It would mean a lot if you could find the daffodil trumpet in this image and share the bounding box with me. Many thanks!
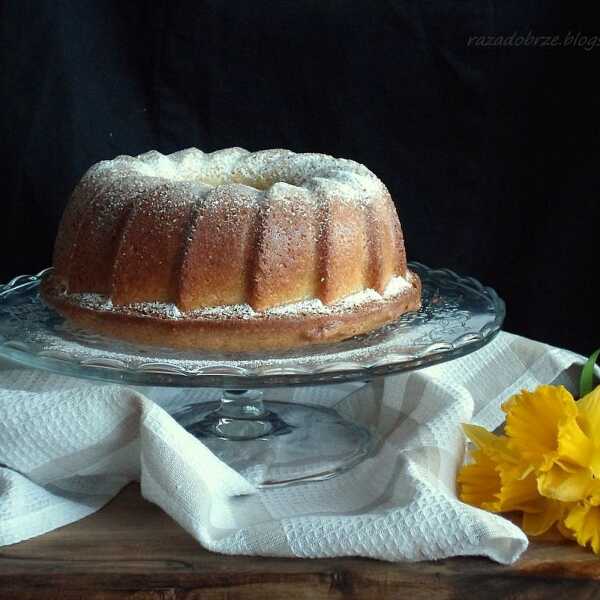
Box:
[458,377,600,554]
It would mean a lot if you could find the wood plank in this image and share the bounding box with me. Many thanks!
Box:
[0,484,599,599]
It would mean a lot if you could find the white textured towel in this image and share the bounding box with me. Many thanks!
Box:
[0,332,583,563]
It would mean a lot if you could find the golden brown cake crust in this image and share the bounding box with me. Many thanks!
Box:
[41,271,422,352]
[48,148,421,351]
[51,149,410,312]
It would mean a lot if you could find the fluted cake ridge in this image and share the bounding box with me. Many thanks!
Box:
[42,147,421,350]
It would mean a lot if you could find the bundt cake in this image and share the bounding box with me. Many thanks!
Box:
[41,148,421,351]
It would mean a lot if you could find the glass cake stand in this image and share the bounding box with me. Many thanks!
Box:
[0,263,505,487]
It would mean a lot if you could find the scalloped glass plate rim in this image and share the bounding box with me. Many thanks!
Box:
[0,262,505,388]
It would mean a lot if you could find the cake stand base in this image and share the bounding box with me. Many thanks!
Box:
[172,389,373,488]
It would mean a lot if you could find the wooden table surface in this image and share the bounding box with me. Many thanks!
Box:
[0,484,599,600]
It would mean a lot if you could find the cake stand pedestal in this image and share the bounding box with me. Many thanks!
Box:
[169,387,376,486]
[0,263,505,487]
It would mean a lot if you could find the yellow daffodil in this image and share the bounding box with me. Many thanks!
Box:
[458,448,503,512]
[502,385,578,472]
[537,465,592,503]
[503,385,600,476]
[458,424,565,533]
[557,518,577,541]
[458,424,518,512]
[522,499,566,536]
[563,501,600,554]
[496,466,541,514]
[459,383,600,553]
[459,425,540,513]
[563,478,600,553]
[573,386,600,476]
[462,424,519,465]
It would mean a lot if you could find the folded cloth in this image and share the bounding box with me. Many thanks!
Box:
[0,332,583,563]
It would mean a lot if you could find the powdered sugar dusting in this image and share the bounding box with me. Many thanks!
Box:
[0,264,504,382]
[67,274,414,321]
[59,148,407,329]
[86,147,386,205]
[384,270,412,296]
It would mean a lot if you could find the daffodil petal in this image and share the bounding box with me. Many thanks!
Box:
[564,503,600,554]
[496,466,540,512]
[458,449,502,512]
[557,518,577,540]
[522,499,564,536]
[503,385,577,471]
[586,480,600,505]
[556,415,595,470]
[578,386,600,439]
[589,455,600,479]
[537,466,592,502]
[462,424,518,463]
[577,386,600,476]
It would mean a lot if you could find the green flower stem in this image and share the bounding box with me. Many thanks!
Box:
[580,348,600,398]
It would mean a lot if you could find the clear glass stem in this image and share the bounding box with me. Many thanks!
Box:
[219,389,266,418]
[211,389,273,440]
[170,382,376,487]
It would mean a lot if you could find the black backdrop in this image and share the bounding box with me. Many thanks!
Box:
[2,1,599,353]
